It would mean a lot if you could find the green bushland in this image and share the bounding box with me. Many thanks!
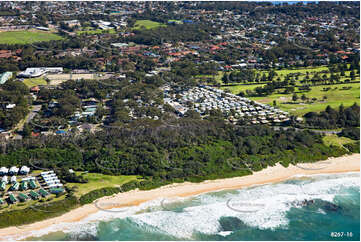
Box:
[344,141,360,153]
[0,123,351,179]
[323,135,355,148]
[338,127,360,140]
[303,103,359,129]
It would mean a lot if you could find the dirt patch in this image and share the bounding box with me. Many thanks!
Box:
[256,98,272,103]
[278,96,290,101]
[47,73,96,81]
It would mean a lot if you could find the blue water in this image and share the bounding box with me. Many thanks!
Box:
[26,173,360,241]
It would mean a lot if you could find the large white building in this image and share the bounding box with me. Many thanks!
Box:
[18,67,63,78]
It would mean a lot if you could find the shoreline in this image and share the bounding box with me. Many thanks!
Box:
[0,154,359,240]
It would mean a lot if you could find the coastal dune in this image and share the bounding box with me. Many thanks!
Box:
[0,154,359,240]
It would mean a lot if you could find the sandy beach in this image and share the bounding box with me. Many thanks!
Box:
[0,154,359,240]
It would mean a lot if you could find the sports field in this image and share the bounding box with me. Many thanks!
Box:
[22,78,47,88]
[133,20,166,30]
[0,30,63,44]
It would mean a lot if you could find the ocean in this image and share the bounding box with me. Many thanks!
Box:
[24,172,360,241]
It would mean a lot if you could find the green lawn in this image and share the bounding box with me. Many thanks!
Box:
[68,172,139,197]
[323,134,356,148]
[23,78,47,88]
[0,30,62,45]
[195,71,224,83]
[257,66,330,77]
[222,84,265,94]
[133,20,166,30]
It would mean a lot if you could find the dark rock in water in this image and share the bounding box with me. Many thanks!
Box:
[219,216,250,231]
[66,233,98,241]
[323,201,342,212]
[293,199,342,212]
[291,199,315,207]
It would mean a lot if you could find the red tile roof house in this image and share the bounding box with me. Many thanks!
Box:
[0,50,12,58]
[210,45,221,51]
[30,86,40,92]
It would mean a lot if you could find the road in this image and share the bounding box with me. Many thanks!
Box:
[17,105,42,132]
[272,126,341,135]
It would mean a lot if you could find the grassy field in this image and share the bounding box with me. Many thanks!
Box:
[133,20,166,30]
[222,84,265,94]
[0,30,62,45]
[195,72,224,83]
[68,172,139,197]
[22,78,47,88]
[323,134,356,148]
[256,66,330,77]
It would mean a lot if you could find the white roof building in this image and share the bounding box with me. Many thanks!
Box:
[18,67,63,78]
[10,176,16,183]
[20,166,30,174]
[9,166,19,174]
[0,167,8,174]
[6,104,16,109]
